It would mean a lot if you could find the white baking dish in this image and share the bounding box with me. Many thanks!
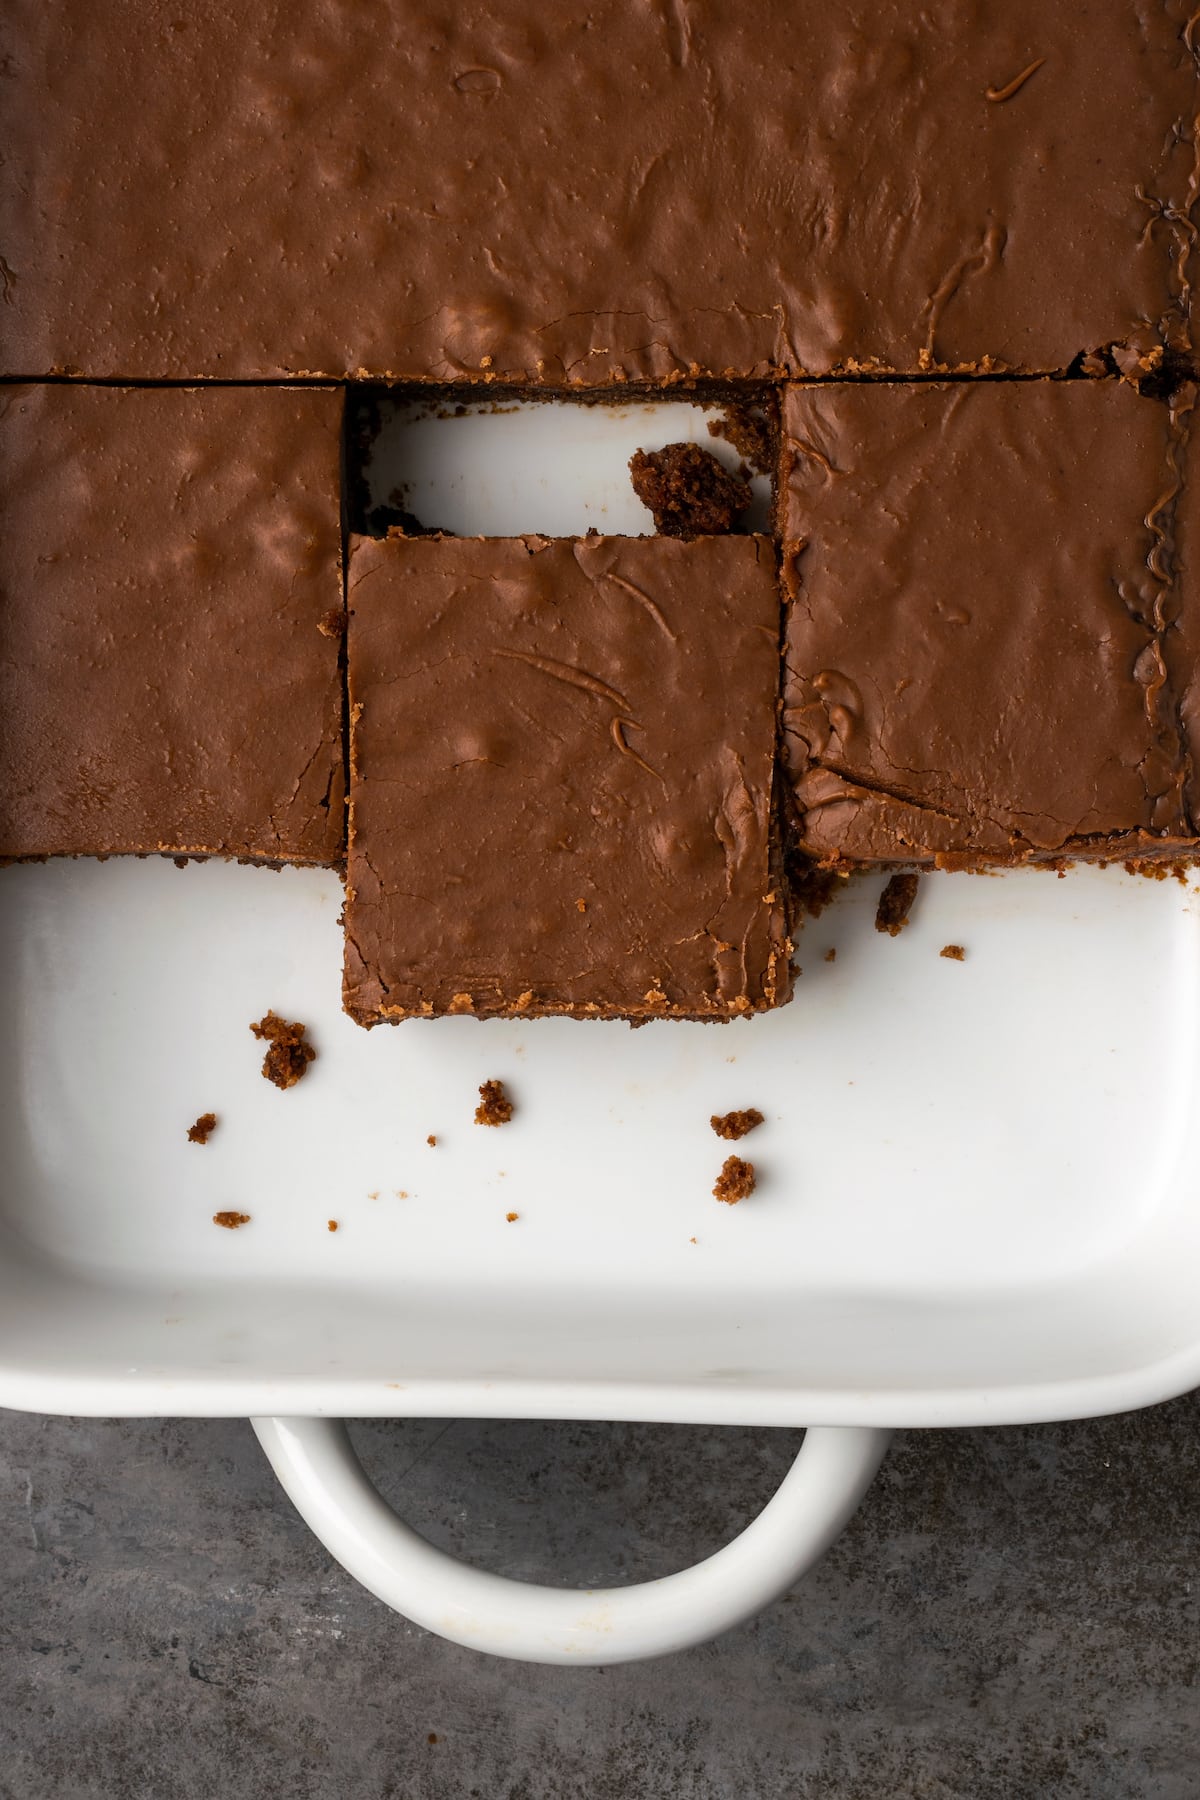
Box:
[2,856,1198,1659]
[4,400,1198,1663]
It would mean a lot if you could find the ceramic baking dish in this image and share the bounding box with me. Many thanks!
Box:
[3,402,1199,1664]
[3,854,1198,1661]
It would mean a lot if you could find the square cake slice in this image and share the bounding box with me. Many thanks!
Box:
[0,384,345,864]
[344,534,790,1022]
[781,379,1198,868]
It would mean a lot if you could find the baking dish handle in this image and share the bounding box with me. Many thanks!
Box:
[251,1416,890,1665]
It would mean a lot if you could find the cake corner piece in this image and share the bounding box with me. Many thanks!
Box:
[0,382,346,868]
[781,377,1200,873]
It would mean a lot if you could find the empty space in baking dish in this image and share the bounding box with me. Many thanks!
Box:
[1,857,1199,1425]
[349,387,775,536]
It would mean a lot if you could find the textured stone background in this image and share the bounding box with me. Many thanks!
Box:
[2,1399,1198,1799]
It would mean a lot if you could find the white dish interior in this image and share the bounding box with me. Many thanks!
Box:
[358,390,775,537]
[2,856,1198,1426]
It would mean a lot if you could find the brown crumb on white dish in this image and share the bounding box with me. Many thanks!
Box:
[475,1079,514,1126]
[875,873,920,936]
[187,1112,217,1145]
[250,1011,316,1089]
[505,1211,519,1223]
[706,402,775,475]
[713,1156,755,1204]
[426,1133,438,1146]
[940,944,966,961]
[1122,859,1190,886]
[327,1219,339,1232]
[711,1108,764,1141]
[628,442,751,537]
[213,1211,250,1230]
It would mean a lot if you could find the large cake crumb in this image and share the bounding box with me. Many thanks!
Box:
[629,443,751,538]
[713,1156,755,1204]
[251,1011,316,1089]
[475,1079,514,1126]
[711,1108,764,1141]
[706,403,774,475]
[875,873,920,936]
[940,943,966,961]
[213,1210,250,1230]
[187,1112,217,1145]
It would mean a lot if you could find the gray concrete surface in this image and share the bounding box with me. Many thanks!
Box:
[1,1399,1198,1799]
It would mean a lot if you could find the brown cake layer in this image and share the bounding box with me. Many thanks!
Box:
[782,379,1198,868]
[0,384,345,863]
[2,3,1194,382]
[344,533,790,1023]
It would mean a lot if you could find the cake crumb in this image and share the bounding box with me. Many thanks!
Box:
[317,607,347,639]
[1123,858,1191,886]
[250,1011,316,1089]
[187,1112,217,1145]
[576,898,587,912]
[327,1219,339,1232]
[706,402,774,475]
[875,873,920,936]
[713,1156,755,1205]
[505,1211,519,1223]
[689,1235,698,1244]
[940,944,966,961]
[629,442,751,538]
[475,1079,514,1126]
[427,1134,438,1147]
[711,1108,764,1141]
[396,1189,409,1198]
[213,1211,250,1230]
[823,947,837,963]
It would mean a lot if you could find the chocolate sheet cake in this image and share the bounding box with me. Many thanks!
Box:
[3,3,1193,382]
[2,4,1199,1035]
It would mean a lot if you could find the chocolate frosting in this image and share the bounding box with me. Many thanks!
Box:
[344,533,790,1020]
[2,2,1194,381]
[782,379,1198,866]
[0,384,345,862]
